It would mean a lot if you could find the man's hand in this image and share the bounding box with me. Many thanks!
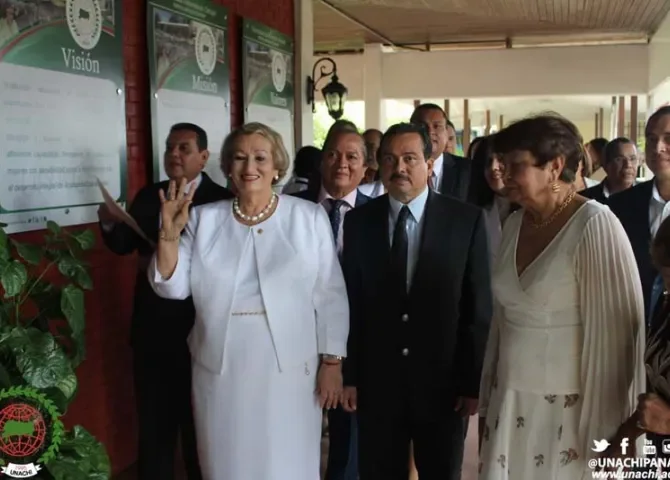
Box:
[455,396,478,416]
[342,386,357,412]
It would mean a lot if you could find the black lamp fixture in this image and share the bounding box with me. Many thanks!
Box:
[306,57,348,120]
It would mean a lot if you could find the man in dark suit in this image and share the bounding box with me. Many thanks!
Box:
[99,123,233,480]
[582,137,639,204]
[606,107,670,323]
[294,126,370,480]
[340,123,492,480]
[410,104,471,201]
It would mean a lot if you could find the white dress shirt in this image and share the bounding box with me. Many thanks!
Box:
[388,186,429,291]
[318,186,358,255]
[584,177,600,189]
[429,154,444,193]
[650,182,670,238]
[358,180,384,198]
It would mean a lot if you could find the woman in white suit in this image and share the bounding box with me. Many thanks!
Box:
[148,122,349,479]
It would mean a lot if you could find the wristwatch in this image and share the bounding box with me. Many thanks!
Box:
[321,355,344,362]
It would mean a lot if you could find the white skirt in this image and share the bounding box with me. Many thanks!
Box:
[191,313,322,480]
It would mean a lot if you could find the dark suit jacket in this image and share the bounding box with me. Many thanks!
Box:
[291,187,371,208]
[100,172,233,352]
[606,180,655,318]
[581,182,608,204]
[439,153,471,202]
[341,191,492,412]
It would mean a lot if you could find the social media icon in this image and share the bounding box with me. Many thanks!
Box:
[643,439,657,456]
[620,437,629,455]
[592,439,610,452]
[662,439,670,454]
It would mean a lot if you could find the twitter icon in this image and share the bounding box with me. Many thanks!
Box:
[592,440,610,452]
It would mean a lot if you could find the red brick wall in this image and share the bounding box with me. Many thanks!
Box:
[10,0,294,474]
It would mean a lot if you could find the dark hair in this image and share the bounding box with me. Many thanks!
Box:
[322,128,367,160]
[646,106,670,137]
[363,128,382,138]
[467,136,497,207]
[446,119,456,130]
[492,113,583,183]
[293,146,321,178]
[170,123,207,151]
[603,137,635,166]
[588,137,608,152]
[652,215,670,268]
[327,119,358,137]
[468,136,485,159]
[381,122,432,161]
[410,103,447,124]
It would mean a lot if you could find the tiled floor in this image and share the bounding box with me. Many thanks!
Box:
[114,416,479,480]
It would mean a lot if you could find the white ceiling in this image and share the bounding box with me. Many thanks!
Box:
[412,95,648,124]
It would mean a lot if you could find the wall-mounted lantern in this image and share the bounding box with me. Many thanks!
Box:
[306,57,348,120]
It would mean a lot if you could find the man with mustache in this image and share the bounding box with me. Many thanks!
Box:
[98,123,233,480]
[410,104,471,201]
[340,123,492,479]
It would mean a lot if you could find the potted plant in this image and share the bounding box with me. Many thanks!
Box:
[0,221,111,478]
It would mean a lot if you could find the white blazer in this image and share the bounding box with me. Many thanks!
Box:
[148,195,350,374]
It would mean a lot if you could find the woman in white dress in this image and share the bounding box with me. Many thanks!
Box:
[148,122,349,479]
[478,114,646,479]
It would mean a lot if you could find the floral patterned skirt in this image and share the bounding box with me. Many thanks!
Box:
[479,387,588,479]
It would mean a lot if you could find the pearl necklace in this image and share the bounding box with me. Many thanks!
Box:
[233,193,277,223]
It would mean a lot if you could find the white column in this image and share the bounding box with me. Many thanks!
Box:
[363,43,384,130]
[293,0,314,147]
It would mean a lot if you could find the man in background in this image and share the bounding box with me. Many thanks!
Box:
[294,125,370,480]
[99,123,233,480]
[410,104,471,201]
[359,129,384,198]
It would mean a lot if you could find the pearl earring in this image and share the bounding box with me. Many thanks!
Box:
[274,175,279,181]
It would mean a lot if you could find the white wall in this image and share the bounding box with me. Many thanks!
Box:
[649,14,670,93]
[316,44,649,101]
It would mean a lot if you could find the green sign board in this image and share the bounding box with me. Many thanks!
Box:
[0,0,127,233]
[242,19,295,164]
[147,0,231,186]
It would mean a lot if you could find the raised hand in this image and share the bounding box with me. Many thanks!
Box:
[158,178,195,237]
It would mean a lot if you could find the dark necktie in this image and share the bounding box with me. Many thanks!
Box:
[390,206,410,294]
[327,199,345,243]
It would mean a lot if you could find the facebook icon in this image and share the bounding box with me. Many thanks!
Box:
[620,437,629,455]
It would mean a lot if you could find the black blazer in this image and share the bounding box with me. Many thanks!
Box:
[291,188,371,208]
[606,180,655,318]
[581,182,608,204]
[341,191,492,409]
[439,153,471,202]
[100,172,233,352]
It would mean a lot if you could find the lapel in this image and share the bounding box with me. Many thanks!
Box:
[192,172,216,206]
[364,196,391,282]
[631,180,654,248]
[596,182,605,201]
[439,154,456,194]
[355,192,370,207]
[408,190,445,298]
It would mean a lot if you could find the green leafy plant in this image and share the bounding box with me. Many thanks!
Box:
[0,221,111,479]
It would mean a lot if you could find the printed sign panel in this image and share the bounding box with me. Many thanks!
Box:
[0,0,126,233]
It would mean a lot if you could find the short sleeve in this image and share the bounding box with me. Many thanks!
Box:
[575,208,646,459]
